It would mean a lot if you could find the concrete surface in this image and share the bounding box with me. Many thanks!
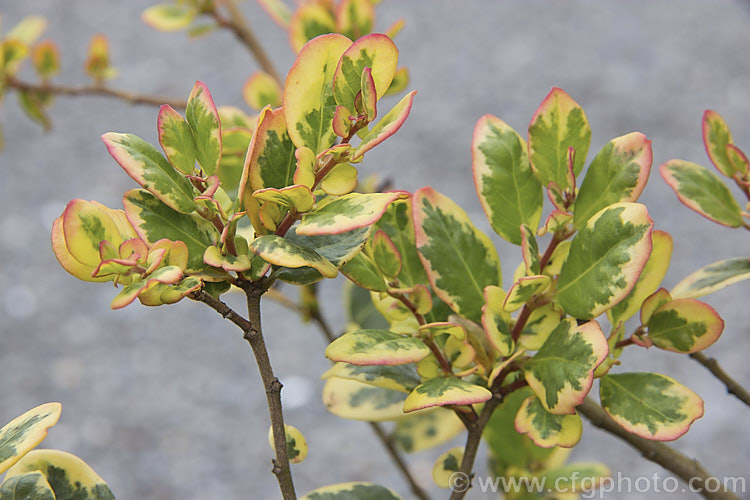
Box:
[1,1,749,498]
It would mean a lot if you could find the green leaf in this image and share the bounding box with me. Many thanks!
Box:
[102,133,196,214]
[672,257,750,299]
[340,252,387,291]
[123,188,217,272]
[31,41,60,79]
[524,319,608,414]
[556,202,653,319]
[646,298,724,353]
[514,395,582,448]
[518,302,564,351]
[600,372,704,441]
[0,403,61,474]
[640,288,672,325]
[186,81,222,176]
[325,329,430,366]
[703,110,736,177]
[608,230,672,325]
[393,409,464,453]
[371,230,401,278]
[660,160,744,227]
[300,482,402,500]
[574,132,652,227]
[322,378,410,421]
[322,362,419,393]
[283,34,351,152]
[286,224,370,267]
[472,114,543,245]
[249,234,337,278]
[343,280,389,330]
[333,34,398,114]
[503,275,551,312]
[528,87,591,194]
[374,199,427,287]
[254,185,315,212]
[5,449,114,500]
[158,105,197,175]
[141,4,196,31]
[520,225,541,275]
[432,447,463,489]
[0,471,55,500]
[481,285,513,357]
[353,90,416,160]
[413,187,502,322]
[297,192,405,236]
[403,377,492,413]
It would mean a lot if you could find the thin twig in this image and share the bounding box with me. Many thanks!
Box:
[6,77,186,109]
[211,0,282,84]
[369,422,431,500]
[191,287,297,499]
[690,351,750,408]
[578,397,739,500]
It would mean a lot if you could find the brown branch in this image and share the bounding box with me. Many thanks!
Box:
[211,0,282,84]
[690,351,750,408]
[578,397,739,500]
[191,287,297,499]
[6,77,186,109]
[368,422,431,500]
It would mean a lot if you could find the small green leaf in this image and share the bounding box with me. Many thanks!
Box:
[31,40,60,79]
[524,319,608,414]
[249,234,337,278]
[528,87,591,194]
[103,132,196,213]
[325,329,430,366]
[640,288,672,325]
[186,81,222,175]
[158,105,197,175]
[5,449,114,500]
[660,160,744,227]
[672,257,750,299]
[123,189,217,272]
[340,252,388,291]
[514,395,582,448]
[371,230,401,278]
[322,362,419,393]
[472,114,543,245]
[254,185,315,212]
[403,377,492,413]
[300,482,402,500]
[0,471,55,500]
[353,90,416,160]
[414,187,502,322]
[0,403,61,474]
[297,192,405,236]
[646,299,724,353]
[374,199,427,287]
[600,372,704,441]
[556,202,653,319]
[703,110,736,177]
[503,275,550,312]
[574,132,652,227]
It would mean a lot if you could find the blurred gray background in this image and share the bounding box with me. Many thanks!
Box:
[1,1,749,498]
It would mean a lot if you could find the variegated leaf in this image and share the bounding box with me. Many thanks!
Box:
[472,115,543,245]
[503,275,550,312]
[250,234,337,278]
[660,160,744,227]
[403,377,492,413]
[288,4,337,53]
[646,299,724,353]
[524,319,608,414]
[258,0,292,28]
[141,4,195,31]
[243,72,282,111]
[341,252,388,291]
[0,471,55,500]
[253,185,315,212]
[528,88,591,194]
[385,67,409,96]
[599,372,704,441]
[432,447,463,489]
[353,90,416,160]
[673,257,750,299]
[608,230,672,325]
[394,409,464,453]
[123,189,216,272]
[300,482,402,500]
[515,395,582,448]
[574,132,652,227]
[418,322,466,341]
[0,403,61,474]
[283,34,351,152]
[371,229,401,278]
[535,463,611,493]
[414,187,502,322]
[322,362,419,393]
[325,329,429,366]
[102,133,196,213]
[268,425,307,464]
[374,198,427,287]
[640,288,672,325]
[185,81,221,175]
[481,286,513,356]
[343,280,389,331]
[5,449,114,500]
[335,0,375,40]
[320,163,358,195]
[158,105,196,175]
[296,192,405,236]
[520,225,541,275]
[556,202,653,319]
[322,378,409,421]
[333,34,398,114]
[285,224,370,269]
[703,110,736,177]
[6,16,47,45]
[31,41,60,79]
[518,302,564,351]
[110,265,183,309]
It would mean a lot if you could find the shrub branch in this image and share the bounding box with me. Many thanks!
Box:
[690,351,750,408]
